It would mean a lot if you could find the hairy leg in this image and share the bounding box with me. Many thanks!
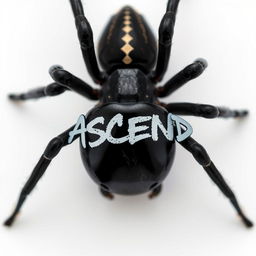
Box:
[4,125,79,227]
[179,135,253,228]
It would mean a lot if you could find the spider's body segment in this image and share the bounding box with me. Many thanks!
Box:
[98,6,157,74]
[5,0,253,228]
[82,102,176,195]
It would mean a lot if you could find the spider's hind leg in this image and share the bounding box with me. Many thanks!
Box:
[179,135,253,228]
[4,125,79,227]
[100,187,114,200]
[148,184,162,199]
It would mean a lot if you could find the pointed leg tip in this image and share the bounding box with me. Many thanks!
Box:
[235,110,249,118]
[8,94,18,101]
[100,188,115,200]
[3,218,14,227]
[8,94,24,102]
[148,193,161,199]
[49,65,63,76]
[148,185,162,199]
[195,58,208,69]
[104,192,114,200]
[8,94,14,99]
[244,219,254,228]
[148,194,155,199]
[241,110,249,117]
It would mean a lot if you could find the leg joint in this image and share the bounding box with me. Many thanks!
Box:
[43,137,64,160]
[190,143,211,167]
[44,83,66,96]
[196,104,220,118]
[49,66,72,86]
[183,59,207,79]
[159,12,175,45]
[75,16,93,48]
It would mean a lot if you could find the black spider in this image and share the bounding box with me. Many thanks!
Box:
[5,0,253,228]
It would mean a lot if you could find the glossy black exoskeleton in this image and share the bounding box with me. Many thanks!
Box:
[5,0,253,228]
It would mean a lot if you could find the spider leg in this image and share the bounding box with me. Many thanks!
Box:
[156,59,208,97]
[178,135,253,228]
[69,0,105,84]
[151,0,181,82]
[164,103,248,119]
[4,125,79,227]
[9,83,69,101]
[9,66,100,102]
[49,65,100,100]
[100,187,114,200]
[148,184,162,199]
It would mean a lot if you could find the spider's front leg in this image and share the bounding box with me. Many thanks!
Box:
[151,0,181,82]
[4,125,79,227]
[69,0,105,84]
[178,135,253,228]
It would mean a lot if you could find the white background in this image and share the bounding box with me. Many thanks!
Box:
[0,0,256,255]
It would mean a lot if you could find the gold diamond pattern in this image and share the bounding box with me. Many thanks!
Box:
[121,9,134,65]
[122,34,133,44]
[122,26,132,33]
[124,15,131,20]
[123,56,133,64]
[124,20,131,25]
[121,44,134,55]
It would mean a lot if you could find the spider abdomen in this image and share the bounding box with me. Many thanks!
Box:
[80,103,175,195]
